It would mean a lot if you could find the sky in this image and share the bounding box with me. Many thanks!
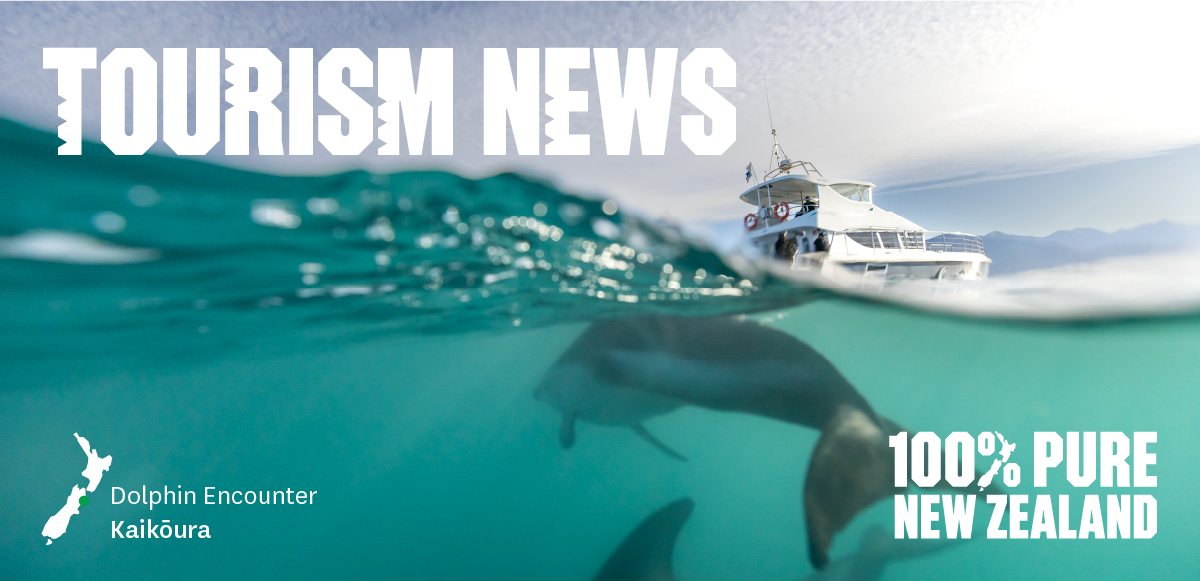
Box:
[880,144,1200,236]
[2,1,1199,236]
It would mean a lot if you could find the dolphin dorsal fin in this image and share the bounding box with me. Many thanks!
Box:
[592,498,694,581]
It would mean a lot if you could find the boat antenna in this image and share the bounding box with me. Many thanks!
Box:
[760,81,823,179]
[764,81,792,176]
[765,80,776,135]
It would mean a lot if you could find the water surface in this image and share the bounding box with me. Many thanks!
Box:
[1,119,1194,580]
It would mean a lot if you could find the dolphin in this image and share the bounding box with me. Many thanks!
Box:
[562,314,890,568]
[535,318,690,461]
[591,498,959,581]
[591,498,694,581]
[573,314,999,569]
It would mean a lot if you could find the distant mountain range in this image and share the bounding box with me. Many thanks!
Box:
[693,219,1200,276]
[983,221,1200,275]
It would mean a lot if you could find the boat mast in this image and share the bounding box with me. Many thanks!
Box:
[762,82,822,179]
[765,83,791,177]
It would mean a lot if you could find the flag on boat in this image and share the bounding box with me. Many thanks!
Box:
[745,163,754,183]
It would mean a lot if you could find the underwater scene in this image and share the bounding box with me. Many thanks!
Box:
[2,117,1197,580]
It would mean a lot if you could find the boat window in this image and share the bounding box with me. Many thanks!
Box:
[845,232,877,248]
[846,231,928,250]
[900,231,925,249]
[830,184,871,203]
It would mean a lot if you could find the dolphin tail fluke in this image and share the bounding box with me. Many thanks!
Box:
[804,405,895,570]
[560,412,577,449]
[592,498,695,581]
[632,425,688,461]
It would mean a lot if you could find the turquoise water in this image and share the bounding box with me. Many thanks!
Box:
[1,119,1196,580]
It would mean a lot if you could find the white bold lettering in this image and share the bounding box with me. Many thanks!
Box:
[100,48,158,155]
[289,48,314,155]
[163,48,220,155]
[895,495,918,539]
[910,432,941,488]
[544,47,590,155]
[1100,432,1130,487]
[889,432,908,487]
[1079,494,1105,539]
[483,48,539,155]
[944,432,975,488]
[986,495,1008,539]
[43,48,97,155]
[942,494,975,539]
[1067,432,1097,487]
[679,48,735,155]
[595,48,677,155]
[378,48,454,155]
[1058,495,1077,539]
[1134,495,1156,539]
[1030,494,1057,539]
[1133,432,1157,487]
[1008,494,1029,539]
[224,48,283,155]
[920,495,940,539]
[1033,432,1063,487]
[317,48,374,155]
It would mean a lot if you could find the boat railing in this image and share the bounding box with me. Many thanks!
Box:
[746,204,819,230]
[924,232,986,254]
[840,229,985,255]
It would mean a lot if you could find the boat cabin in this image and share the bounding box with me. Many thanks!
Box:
[739,174,921,234]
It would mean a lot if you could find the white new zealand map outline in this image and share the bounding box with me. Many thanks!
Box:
[977,432,1017,491]
[41,433,112,545]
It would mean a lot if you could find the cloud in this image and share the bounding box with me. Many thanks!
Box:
[2,1,1197,222]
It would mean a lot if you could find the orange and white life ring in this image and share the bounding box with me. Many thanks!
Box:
[744,214,758,230]
[773,202,790,221]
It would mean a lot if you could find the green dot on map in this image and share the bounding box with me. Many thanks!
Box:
[79,496,89,506]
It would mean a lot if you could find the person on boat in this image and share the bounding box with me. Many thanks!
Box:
[814,230,829,252]
[774,233,787,257]
[784,236,799,259]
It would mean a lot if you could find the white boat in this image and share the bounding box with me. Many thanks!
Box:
[740,132,991,281]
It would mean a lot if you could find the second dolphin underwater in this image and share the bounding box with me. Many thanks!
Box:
[535,314,999,570]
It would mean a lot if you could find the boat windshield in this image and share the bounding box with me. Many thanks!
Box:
[830,184,870,203]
